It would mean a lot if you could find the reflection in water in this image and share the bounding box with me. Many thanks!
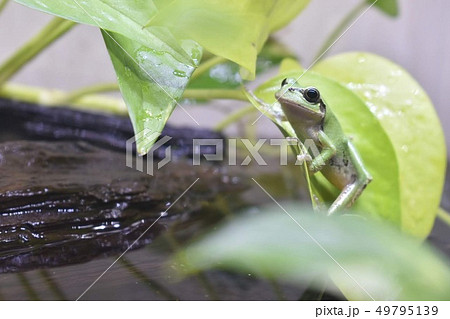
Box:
[0,99,309,300]
[0,140,246,274]
[0,137,306,300]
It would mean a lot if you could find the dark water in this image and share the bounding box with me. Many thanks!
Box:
[0,140,304,300]
[0,99,448,300]
[0,100,309,300]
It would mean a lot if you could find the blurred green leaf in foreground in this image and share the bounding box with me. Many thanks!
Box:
[176,203,450,301]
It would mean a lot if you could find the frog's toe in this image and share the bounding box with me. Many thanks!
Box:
[296,153,312,165]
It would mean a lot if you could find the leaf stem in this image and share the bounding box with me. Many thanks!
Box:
[312,1,368,62]
[0,0,9,15]
[437,208,450,228]
[299,279,328,301]
[0,82,251,115]
[183,89,247,101]
[39,270,68,301]
[40,83,248,105]
[214,105,256,131]
[56,82,120,104]
[163,228,220,300]
[17,273,40,301]
[244,111,258,142]
[119,258,178,301]
[0,82,127,114]
[0,17,76,87]
[190,56,227,81]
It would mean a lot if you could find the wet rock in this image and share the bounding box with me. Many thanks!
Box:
[0,140,245,273]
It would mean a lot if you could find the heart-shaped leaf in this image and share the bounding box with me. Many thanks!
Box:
[250,53,446,239]
[313,52,446,238]
[103,31,200,155]
[252,65,400,228]
[177,204,450,300]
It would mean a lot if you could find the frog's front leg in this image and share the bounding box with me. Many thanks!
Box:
[327,141,372,216]
[245,90,287,121]
[308,131,337,173]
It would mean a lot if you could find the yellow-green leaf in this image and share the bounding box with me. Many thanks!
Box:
[253,67,401,227]
[313,52,447,238]
[268,0,311,32]
[188,38,296,90]
[148,0,310,79]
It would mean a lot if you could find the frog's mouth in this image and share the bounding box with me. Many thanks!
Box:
[276,95,324,117]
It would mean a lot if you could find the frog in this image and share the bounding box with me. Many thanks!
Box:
[275,78,372,215]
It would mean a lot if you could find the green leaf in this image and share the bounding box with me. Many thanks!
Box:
[251,65,401,227]
[147,0,310,79]
[267,0,311,32]
[250,53,446,239]
[188,39,296,90]
[368,0,399,17]
[278,57,303,74]
[14,0,202,154]
[313,52,447,238]
[177,204,450,300]
[188,61,241,90]
[103,31,200,154]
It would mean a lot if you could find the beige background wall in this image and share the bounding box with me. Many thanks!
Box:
[0,0,449,151]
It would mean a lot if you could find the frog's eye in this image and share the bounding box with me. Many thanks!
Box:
[303,87,320,103]
[281,78,288,87]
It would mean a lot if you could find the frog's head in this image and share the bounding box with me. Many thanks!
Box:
[275,78,326,122]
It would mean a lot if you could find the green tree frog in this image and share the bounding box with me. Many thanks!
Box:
[276,78,372,215]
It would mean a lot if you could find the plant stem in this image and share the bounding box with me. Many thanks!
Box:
[190,56,226,81]
[0,82,250,115]
[312,1,368,63]
[0,17,76,87]
[214,105,256,131]
[244,111,258,141]
[183,89,247,101]
[119,258,178,301]
[0,0,9,15]
[163,228,220,300]
[57,82,120,104]
[39,270,68,301]
[17,273,40,301]
[0,82,127,114]
[299,277,329,301]
[55,84,248,105]
[437,208,450,228]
